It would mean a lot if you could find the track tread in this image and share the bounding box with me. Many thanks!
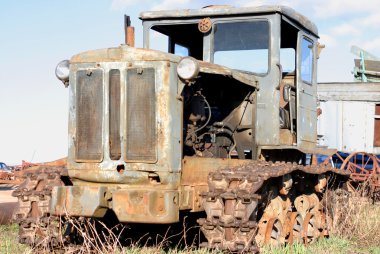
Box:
[12,166,66,247]
[199,161,349,252]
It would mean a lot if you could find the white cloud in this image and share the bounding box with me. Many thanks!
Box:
[235,0,305,9]
[111,0,195,10]
[356,13,380,28]
[331,23,360,37]
[360,36,380,54]
[236,0,269,7]
[151,0,192,11]
[313,0,380,18]
[235,0,380,21]
[111,0,142,9]
[319,33,337,48]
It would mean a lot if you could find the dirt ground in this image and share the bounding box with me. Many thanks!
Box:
[0,184,17,202]
[0,184,18,224]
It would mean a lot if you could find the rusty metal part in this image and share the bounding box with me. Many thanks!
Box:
[264,218,283,246]
[16,158,67,177]
[0,162,14,181]
[12,165,67,247]
[0,171,14,181]
[0,159,66,185]
[256,196,289,248]
[0,202,17,224]
[342,152,379,184]
[279,174,293,195]
[124,15,135,47]
[318,212,329,237]
[284,212,303,244]
[198,166,260,252]
[198,17,212,33]
[314,174,327,193]
[325,152,380,193]
[202,5,233,9]
[373,156,380,192]
[302,212,320,244]
[0,179,22,184]
[294,194,319,217]
[21,160,41,169]
[199,161,347,252]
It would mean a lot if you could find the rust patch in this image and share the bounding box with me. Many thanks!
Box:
[198,17,212,33]
[0,202,17,224]
[279,129,294,145]
[374,104,380,147]
[112,189,179,223]
[71,186,84,197]
[127,191,147,215]
[181,156,252,186]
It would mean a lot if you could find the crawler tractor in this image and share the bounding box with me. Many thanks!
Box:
[13,5,350,252]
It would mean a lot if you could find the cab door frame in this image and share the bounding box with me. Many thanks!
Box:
[296,32,318,149]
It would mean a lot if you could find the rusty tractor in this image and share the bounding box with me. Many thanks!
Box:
[13,5,351,252]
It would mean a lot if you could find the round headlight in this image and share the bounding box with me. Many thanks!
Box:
[177,57,199,80]
[55,59,70,84]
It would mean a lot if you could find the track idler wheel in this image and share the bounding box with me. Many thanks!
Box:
[284,212,303,244]
[302,212,320,244]
[264,218,284,246]
[256,216,285,247]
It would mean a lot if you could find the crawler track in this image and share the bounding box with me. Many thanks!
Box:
[12,161,350,252]
[198,161,350,252]
[12,166,67,247]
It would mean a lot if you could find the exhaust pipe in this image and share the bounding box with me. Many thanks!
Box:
[124,15,135,47]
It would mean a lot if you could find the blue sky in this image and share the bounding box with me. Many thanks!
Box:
[1,0,379,164]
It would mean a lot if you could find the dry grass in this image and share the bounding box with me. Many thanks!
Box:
[1,190,380,254]
[0,220,215,254]
[327,189,380,249]
[11,216,215,254]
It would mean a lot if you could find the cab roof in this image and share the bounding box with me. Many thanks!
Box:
[140,5,318,37]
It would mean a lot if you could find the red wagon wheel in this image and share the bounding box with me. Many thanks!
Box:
[340,152,378,182]
[322,152,345,168]
[370,155,380,192]
[375,155,380,173]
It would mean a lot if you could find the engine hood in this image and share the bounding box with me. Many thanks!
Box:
[70,45,258,88]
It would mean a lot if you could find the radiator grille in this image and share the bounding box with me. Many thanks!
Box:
[109,69,121,160]
[126,68,156,162]
[76,69,103,161]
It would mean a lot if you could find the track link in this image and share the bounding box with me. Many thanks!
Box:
[12,166,67,247]
[198,161,349,252]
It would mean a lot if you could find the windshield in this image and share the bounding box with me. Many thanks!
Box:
[149,23,203,60]
[213,20,269,74]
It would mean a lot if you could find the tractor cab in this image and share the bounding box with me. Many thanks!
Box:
[141,5,320,155]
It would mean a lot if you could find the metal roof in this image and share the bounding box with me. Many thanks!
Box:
[318,82,380,102]
[140,5,318,36]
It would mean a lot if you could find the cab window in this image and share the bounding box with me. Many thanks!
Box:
[301,38,313,84]
[149,29,169,52]
[213,21,269,74]
[149,23,203,60]
[174,44,189,56]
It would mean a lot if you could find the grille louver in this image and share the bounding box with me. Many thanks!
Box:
[76,69,103,161]
[126,68,156,162]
